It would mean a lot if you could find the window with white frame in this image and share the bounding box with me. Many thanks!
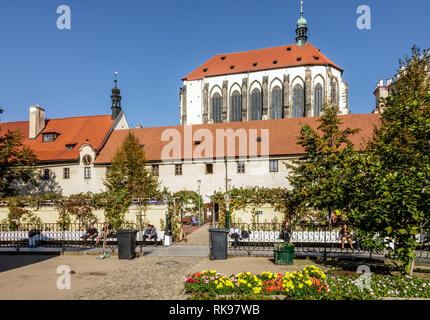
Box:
[84,167,91,179]
[237,161,245,174]
[269,160,278,172]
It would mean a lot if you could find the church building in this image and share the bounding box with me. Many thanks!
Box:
[179,1,350,125]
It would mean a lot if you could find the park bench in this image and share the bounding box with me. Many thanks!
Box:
[228,230,356,247]
[227,230,403,250]
[0,230,167,247]
[136,230,165,245]
[0,230,119,247]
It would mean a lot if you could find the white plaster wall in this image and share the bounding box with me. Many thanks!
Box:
[114,113,130,130]
[155,156,294,202]
[182,65,349,124]
[185,80,203,125]
[35,155,296,203]
[38,163,106,196]
[0,205,166,230]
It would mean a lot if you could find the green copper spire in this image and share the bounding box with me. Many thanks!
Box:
[296,0,308,46]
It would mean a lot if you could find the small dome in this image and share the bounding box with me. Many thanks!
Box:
[112,87,120,95]
[297,16,307,28]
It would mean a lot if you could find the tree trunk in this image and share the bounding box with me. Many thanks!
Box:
[409,258,415,276]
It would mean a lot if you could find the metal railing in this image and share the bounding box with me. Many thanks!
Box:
[0,222,140,251]
[220,222,430,260]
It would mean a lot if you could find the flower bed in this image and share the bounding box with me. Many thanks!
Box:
[184,266,430,300]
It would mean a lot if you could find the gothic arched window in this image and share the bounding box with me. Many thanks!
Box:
[211,93,222,123]
[314,83,323,116]
[250,88,262,120]
[292,84,304,118]
[271,86,283,119]
[330,79,338,106]
[230,91,242,122]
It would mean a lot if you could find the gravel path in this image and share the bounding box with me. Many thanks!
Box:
[74,256,205,300]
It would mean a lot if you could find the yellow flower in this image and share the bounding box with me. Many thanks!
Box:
[253,287,261,294]
[247,284,251,288]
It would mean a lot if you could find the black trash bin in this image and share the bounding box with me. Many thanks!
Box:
[208,228,228,260]
[117,230,137,260]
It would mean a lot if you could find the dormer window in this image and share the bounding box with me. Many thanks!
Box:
[66,144,76,150]
[42,133,58,142]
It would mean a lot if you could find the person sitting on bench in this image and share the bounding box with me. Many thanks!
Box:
[229,223,241,248]
[340,224,354,249]
[96,222,113,244]
[280,221,292,243]
[82,224,98,242]
[143,224,158,246]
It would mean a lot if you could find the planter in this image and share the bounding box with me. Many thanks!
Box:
[274,243,294,265]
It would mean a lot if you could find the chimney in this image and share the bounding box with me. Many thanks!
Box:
[29,105,46,139]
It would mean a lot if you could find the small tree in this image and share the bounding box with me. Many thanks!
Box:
[286,103,360,225]
[103,132,159,229]
[349,46,430,274]
[0,108,38,197]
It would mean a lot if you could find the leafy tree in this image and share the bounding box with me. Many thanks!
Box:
[102,132,159,229]
[286,103,360,225]
[0,107,38,196]
[349,46,430,274]
[104,132,158,198]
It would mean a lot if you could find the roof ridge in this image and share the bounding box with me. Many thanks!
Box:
[1,114,112,125]
[0,120,29,125]
[46,114,111,121]
[215,43,302,56]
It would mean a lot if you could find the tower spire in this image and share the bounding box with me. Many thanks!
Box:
[296,0,308,46]
[111,71,122,119]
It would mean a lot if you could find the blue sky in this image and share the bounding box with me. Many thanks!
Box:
[0,0,429,128]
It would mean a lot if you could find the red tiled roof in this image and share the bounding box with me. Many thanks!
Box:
[183,43,342,81]
[95,114,380,164]
[0,115,115,162]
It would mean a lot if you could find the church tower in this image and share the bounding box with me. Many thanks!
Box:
[296,1,308,46]
[111,72,122,120]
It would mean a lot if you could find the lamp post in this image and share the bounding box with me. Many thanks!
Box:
[163,195,170,233]
[224,193,231,230]
[197,179,202,226]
